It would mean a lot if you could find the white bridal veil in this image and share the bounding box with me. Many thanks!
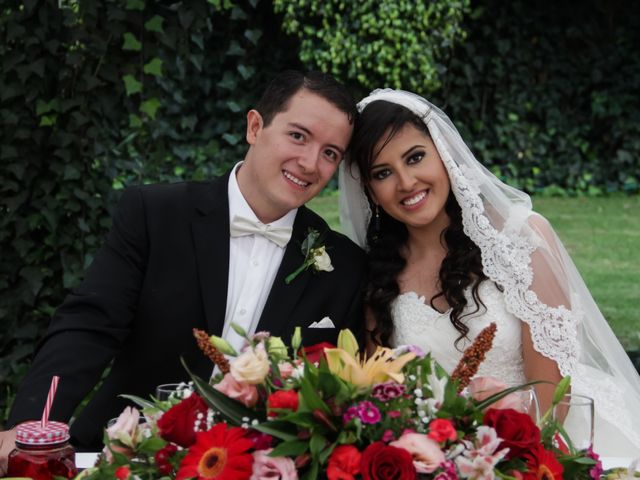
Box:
[339,89,640,455]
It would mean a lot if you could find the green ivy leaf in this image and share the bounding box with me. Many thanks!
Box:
[122,32,142,51]
[129,114,143,128]
[244,29,262,45]
[237,64,254,79]
[222,133,240,145]
[122,75,142,96]
[226,100,241,113]
[39,115,56,126]
[125,0,145,11]
[143,58,163,77]
[144,15,164,33]
[140,98,161,119]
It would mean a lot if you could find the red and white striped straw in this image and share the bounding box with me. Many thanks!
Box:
[41,375,60,428]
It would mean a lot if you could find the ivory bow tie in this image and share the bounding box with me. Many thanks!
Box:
[229,215,293,248]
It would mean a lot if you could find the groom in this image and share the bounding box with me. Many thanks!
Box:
[0,70,365,463]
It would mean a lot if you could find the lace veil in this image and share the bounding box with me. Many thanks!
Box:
[339,89,640,453]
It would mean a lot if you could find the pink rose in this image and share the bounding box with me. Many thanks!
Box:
[250,449,298,480]
[468,376,524,411]
[390,433,445,474]
[214,372,259,407]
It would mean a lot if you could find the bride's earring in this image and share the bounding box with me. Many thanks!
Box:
[373,204,380,232]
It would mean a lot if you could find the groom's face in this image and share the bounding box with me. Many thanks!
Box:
[239,88,353,223]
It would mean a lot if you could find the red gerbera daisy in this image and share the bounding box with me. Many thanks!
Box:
[522,445,564,480]
[176,423,253,480]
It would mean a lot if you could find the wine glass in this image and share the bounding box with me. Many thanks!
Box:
[155,382,194,401]
[504,383,540,423]
[552,393,594,451]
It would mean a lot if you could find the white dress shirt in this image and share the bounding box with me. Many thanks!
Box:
[223,163,297,354]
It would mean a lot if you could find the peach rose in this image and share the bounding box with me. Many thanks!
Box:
[390,432,445,474]
[230,342,270,384]
[214,372,259,407]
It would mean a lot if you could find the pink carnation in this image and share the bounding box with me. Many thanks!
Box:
[372,382,406,402]
[214,372,259,407]
[358,401,382,424]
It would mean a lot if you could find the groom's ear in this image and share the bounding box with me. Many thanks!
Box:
[246,109,263,145]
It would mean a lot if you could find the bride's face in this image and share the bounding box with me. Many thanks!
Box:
[367,123,451,231]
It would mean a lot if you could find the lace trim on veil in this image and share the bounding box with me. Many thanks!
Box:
[427,117,579,378]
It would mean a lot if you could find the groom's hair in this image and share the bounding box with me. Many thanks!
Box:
[256,70,356,127]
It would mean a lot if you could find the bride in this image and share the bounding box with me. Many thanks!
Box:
[339,88,640,456]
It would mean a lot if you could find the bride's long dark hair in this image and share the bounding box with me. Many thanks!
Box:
[348,100,487,347]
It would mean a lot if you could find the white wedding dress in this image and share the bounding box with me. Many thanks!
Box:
[391,281,640,457]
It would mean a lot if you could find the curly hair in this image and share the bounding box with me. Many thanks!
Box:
[348,100,488,347]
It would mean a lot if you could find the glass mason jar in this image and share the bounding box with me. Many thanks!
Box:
[7,420,77,479]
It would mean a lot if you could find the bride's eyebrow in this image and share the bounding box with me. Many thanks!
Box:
[401,144,426,157]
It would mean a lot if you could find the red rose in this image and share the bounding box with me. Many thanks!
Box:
[301,342,335,364]
[427,418,457,442]
[360,442,416,480]
[267,389,299,417]
[521,445,564,479]
[327,445,362,480]
[483,408,541,460]
[157,392,208,447]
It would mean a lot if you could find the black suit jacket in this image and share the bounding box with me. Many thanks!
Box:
[8,173,366,449]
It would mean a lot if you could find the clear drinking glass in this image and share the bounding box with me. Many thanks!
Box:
[155,382,193,401]
[513,386,540,423]
[552,393,594,451]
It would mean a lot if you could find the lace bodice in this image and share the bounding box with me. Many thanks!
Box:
[391,281,527,385]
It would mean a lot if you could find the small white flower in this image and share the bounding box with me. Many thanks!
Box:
[311,246,333,272]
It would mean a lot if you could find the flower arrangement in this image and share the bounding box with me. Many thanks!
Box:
[79,324,602,480]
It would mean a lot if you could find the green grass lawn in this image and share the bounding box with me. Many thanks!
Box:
[308,193,640,350]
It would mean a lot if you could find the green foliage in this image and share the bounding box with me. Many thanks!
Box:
[273,0,470,95]
[435,0,640,195]
[0,0,300,425]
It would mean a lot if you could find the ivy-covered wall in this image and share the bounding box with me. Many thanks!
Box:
[437,0,640,195]
[0,0,300,423]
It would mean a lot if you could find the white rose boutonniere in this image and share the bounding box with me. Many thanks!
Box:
[285,228,333,284]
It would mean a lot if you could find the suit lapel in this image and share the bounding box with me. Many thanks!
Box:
[257,207,315,336]
[190,174,231,336]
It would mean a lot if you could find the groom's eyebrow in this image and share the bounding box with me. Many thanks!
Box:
[288,122,345,154]
[288,122,312,135]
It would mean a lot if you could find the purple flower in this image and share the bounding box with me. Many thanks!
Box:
[357,401,382,424]
[406,345,426,358]
[372,382,406,402]
[381,429,395,443]
[343,406,360,425]
[587,447,603,479]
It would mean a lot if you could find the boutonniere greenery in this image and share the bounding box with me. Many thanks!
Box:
[285,228,333,284]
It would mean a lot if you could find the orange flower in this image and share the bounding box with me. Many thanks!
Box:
[176,423,253,480]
